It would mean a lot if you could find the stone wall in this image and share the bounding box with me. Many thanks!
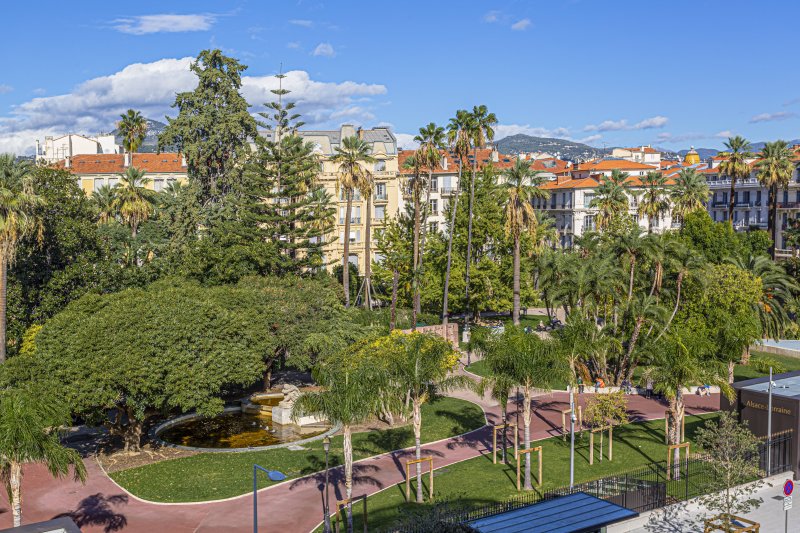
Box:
[400,323,459,347]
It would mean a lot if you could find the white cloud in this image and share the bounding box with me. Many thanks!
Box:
[0,58,388,155]
[289,19,313,27]
[511,18,531,31]
[395,133,419,150]
[749,111,797,123]
[576,134,602,144]
[584,115,668,132]
[655,132,708,143]
[784,97,800,107]
[312,43,336,57]
[113,14,216,35]
[0,85,12,94]
[483,11,501,23]
[287,41,301,49]
[494,124,570,139]
[715,130,734,138]
[32,88,46,96]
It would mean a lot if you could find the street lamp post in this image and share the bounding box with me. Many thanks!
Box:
[323,436,332,533]
[767,367,773,475]
[569,387,576,489]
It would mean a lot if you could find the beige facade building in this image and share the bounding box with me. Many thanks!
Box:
[57,153,188,193]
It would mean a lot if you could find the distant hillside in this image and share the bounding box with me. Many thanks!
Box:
[111,118,169,153]
[677,147,719,159]
[495,134,605,162]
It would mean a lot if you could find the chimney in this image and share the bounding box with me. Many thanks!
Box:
[181,154,187,167]
[124,152,131,167]
[64,156,71,168]
[491,148,499,163]
[441,155,448,170]
[357,127,363,140]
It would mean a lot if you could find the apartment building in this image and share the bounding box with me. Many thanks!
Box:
[611,145,662,167]
[36,133,121,164]
[704,147,800,247]
[56,153,188,193]
[263,125,401,274]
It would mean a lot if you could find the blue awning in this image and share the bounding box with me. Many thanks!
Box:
[467,492,639,533]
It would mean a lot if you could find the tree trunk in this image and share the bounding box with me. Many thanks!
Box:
[523,387,532,490]
[363,194,372,310]
[617,317,643,385]
[627,255,636,301]
[416,171,432,316]
[770,183,778,258]
[728,178,737,226]
[10,461,21,527]
[501,405,508,464]
[390,269,398,331]
[343,191,353,307]
[465,155,477,336]
[740,345,751,365]
[123,407,143,453]
[442,163,462,325]
[412,180,421,331]
[0,255,6,363]
[669,390,685,480]
[413,399,423,503]
[728,360,735,384]
[512,234,521,326]
[343,424,354,531]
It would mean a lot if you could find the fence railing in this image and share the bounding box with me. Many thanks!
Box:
[385,431,793,533]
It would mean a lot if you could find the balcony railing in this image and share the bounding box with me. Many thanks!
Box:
[374,194,388,201]
[779,202,800,209]
[440,186,458,195]
[339,217,361,224]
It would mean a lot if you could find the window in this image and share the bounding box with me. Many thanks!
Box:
[430,177,438,191]
[374,160,386,172]
[339,189,361,201]
[429,221,439,233]
[339,231,360,243]
[583,215,595,231]
[430,199,438,214]
[375,182,387,200]
[348,254,359,268]
[583,193,595,208]
[374,205,385,220]
[93,178,104,192]
[756,190,762,205]
[154,178,165,192]
[338,206,362,224]
[108,177,120,188]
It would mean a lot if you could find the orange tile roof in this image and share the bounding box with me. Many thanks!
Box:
[573,159,658,172]
[539,177,600,190]
[56,153,187,174]
[623,146,659,154]
[398,148,519,175]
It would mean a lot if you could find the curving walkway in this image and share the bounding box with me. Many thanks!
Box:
[0,389,719,533]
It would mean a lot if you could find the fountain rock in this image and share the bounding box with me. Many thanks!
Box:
[272,384,325,426]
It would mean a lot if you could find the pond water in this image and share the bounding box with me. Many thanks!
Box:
[158,411,327,449]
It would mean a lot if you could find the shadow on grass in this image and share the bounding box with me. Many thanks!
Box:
[433,405,486,436]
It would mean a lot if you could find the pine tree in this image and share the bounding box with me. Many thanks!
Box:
[243,70,335,273]
[159,49,258,208]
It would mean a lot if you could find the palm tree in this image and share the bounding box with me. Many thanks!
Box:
[292,358,383,530]
[638,172,670,233]
[402,154,423,327]
[670,168,710,226]
[117,109,148,156]
[0,156,44,363]
[615,225,647,301]
[112,166,156,239]
[332,136,376,307]
[718,136,753,225]
[484,327,567,490]
[386,332,474,503]
[756,140,795,256]
[644,333,729,478]
[357,171,375,310]
[306,187,336,269]
[465,105,497,326]
[442,110,473,326]
[590,169,630,231]
[414,123,446,318]
[91,184,118,224]
[0,387,87,527]
[503,159,549,325]
[375,217,410,330]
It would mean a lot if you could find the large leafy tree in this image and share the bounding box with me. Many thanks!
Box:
[670,168,710,226]
[638,171,670,233]
[332,136,375,308]
[0,156,44,363]
[0,386,86,527]
[503,159,548,325]
[756,140,795,256]
[117,109,148,155]
[718,136,753,225]
[159,49,258,207]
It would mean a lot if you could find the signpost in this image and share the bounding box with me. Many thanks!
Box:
[783,479,793,533]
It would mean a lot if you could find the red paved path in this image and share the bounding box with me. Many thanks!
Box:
[0,390,719,532]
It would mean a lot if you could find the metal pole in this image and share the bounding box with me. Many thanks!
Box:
[253,465,259,533]
[569,387,576,489]
[324,447,331,533]
[768,367,773,475]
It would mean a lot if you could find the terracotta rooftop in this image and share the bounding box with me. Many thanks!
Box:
[398,148,517,174]
[56,153,187,174]
[573,159,659,172]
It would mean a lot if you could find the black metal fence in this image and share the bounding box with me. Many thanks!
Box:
[387,431,793,533]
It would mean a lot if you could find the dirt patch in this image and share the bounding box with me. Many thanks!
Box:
[98,445,198,473]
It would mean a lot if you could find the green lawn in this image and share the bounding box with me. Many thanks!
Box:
[328,412,719,532]
[733,351,800,381]
[110,396,485,502]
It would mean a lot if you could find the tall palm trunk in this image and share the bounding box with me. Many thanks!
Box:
[343,191,353,307]
[9,461,21,527]
[728,178,737,226]
[0,255,7,363]
[522,386,533,490]
[442,162,462,326]
[659,271,684,340]
[390,269,399,330]
[416,171,433,316]
[669,389,685,480]
[363,194,372,310]
[413,399,423,503]
[412,180,421,331]
[464,155,477,341]
[512,233,521,325]
[343,424,354,530]
[770,183,778,258]
[627,255,636,301]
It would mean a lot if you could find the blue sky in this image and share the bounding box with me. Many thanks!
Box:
[1,0,798,155]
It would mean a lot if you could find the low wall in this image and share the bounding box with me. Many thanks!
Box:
[751,343,800,359]
[401,323,459,347]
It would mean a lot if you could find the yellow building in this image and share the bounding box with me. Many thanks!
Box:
[58,153,189,193]
[683,147,701,165]
[284,125,400,274]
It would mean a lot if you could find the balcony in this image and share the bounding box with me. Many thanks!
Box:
[440,186,458,195]
[339,217,362,224]
[374,194,388,202]
[779,202,800,210]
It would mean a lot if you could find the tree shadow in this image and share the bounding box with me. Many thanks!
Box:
[288,462,384,504]
[444,426,491,453]
[355,426,414,456]
[52,493,128,533]
[643,501,704,532]
[433,406,486,435]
